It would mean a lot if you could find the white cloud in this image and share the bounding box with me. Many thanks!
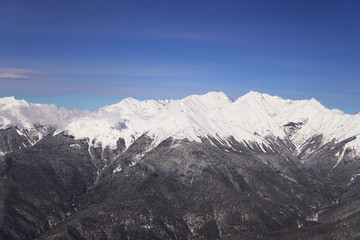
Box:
[0,68,40,79]
[0,100,90,131]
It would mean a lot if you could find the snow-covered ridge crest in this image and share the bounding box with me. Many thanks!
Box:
[65,91,360,152]
[65,91,235,148]
[1,92,360,153]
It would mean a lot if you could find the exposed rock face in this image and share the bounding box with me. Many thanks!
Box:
[0,131,359,239]
[0,127,34,154]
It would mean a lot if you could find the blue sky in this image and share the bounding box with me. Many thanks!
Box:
[1,0,359,113]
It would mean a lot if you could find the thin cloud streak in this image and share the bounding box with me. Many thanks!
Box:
[0,68,40,80]
[346,89,360,93]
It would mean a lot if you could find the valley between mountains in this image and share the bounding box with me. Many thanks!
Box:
[1,91,360,239]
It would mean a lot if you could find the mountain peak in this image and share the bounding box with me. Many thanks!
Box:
[183,91,233,103]
[242,91,284,100]
[204,91,233,100]
[1,96,16,101]
[0,96,29,109]
[309,97,321,104]
[235,91,284,107]
[245,90,263,96]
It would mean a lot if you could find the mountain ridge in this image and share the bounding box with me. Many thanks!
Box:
[1,91,360,158]
[2,92,360,239]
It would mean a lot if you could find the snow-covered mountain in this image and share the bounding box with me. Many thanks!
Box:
[1,91,360,156]
[3,91,360,239]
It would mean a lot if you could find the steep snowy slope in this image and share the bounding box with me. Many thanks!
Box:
[223,92,360,153]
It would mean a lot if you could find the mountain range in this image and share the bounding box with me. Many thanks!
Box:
[1,91,360,239]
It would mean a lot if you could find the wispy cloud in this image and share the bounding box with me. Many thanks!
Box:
[345,89,360,93]
[0,68,40,80]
